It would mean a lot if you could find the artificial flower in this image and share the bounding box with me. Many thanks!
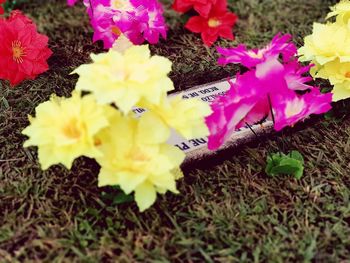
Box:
[73,45,174,114]
[172,0,217,17]
[140,95,212,139]
[22,93,110,170]
[206,36,332,150]
[185,0,237,46]
[326,0,350,26]
[96,111,185,212]
[70,0,167,48]
[117,0,167,45]
[0,11,52,86]
[313,59,350,86]
[90,3,122,48]
[298,22,350,65]
[299,1,350,102]
[312,59,350,101]
[217,34,297,68]
[272,88,332,131]
[206,57,281,150]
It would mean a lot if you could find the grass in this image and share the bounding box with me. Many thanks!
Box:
[1,0,350,262]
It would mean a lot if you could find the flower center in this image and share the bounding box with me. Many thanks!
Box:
[285,99,305,118]
[62,119,82,140]
[111,26,122,37]
[345,71,350,78]
[94,138,102,146]
[127,147,150,162]
[248,50,264,59]
[208,18,221,28]
[110,0,131,11]
[12,40,26,63]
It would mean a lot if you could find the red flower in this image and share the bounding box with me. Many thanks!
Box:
[173,0,217,18]
[0,11,52,86]
[185,0,237,46]
[0,0,6,15]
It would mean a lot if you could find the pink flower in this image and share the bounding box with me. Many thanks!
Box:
[272,88,332,131]
[206,87,264,150]
[206,40,332,151]
[90,4,121,48]
[284,61,313,91]
[69,0,167,48]
[117,0,167,45]
[217,34,297,68]
[206,57,284,150]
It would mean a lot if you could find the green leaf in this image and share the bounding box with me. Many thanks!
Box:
[289,150,304,162]
[265,151,304,179]
[112,191,134,205]
[101,186,134,205]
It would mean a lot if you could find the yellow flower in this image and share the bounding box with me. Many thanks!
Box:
[331,82,350,101]
[327,0,350,26]
[73,45,174,114]
[22,93,110,170]
[310,59,350,101]
[298,23,350,65]
[139,95,212,139]
[96,111,185,212]
[314,59,350,85]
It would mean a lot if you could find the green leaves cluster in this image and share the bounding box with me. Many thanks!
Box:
[265,151,304,179]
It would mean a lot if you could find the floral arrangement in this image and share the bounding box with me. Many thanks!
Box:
[173,0,238,46]
[22,45,211,211]
[299,0,350,101]
[0,0,347,211]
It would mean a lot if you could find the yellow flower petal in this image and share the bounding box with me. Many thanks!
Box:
[135,182,157,212]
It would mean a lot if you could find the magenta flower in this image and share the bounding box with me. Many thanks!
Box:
[90,4,121,48]
[126,0,167,44]
[206,85,266,150]
[68,0,167,48]
[283,61,313,91]
[206,57,283,150]
[217,34,297,68]
[206,35,332,151]
[272,88,332,131]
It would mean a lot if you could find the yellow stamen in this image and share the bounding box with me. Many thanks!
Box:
[208,18,221,28]
[12,40,26,64]
[111,26,122,37]
[345,71,350,78]
[94,138,102,146]
[62,119,82,140]
[127,147,150,162]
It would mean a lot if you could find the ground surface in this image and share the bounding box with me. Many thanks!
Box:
[1,0,350,262]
